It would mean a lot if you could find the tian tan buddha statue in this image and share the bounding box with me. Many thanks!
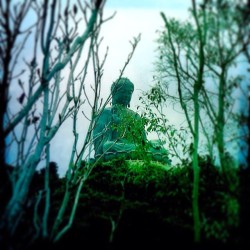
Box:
[93,77,170,164]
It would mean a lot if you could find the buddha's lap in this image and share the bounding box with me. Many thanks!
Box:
[103,141,136,153]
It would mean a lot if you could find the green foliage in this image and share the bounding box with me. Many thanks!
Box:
[138,89,191,163]
[145,1,249,243]
[1,156,242,248]
[153,0,249,169]
[74,157,240,244]
[111,105,147,149]
[108,104,170,164]
[180,155,240,243]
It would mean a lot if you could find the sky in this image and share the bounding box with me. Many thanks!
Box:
[105,0,191,9]
[6,0,248,176]
[97,0,192,104]
[47,0,193,176]
[6,0,194,176]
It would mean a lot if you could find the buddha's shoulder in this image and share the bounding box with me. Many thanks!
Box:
[97,107,112,118]
[126,108,141,118]
[102,107,112,113]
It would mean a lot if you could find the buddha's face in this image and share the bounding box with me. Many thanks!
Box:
[112,86,133,107]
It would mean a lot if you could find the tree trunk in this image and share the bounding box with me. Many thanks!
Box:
[248,95,250,167]
[192,86,201,242]
[217,70,226,173]
[0,44,12,169]
[1,147,42,236]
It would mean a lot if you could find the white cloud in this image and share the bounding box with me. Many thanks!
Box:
[6,3,191,176]
[99,7,190,102]
[50,8,190,176]
[106,0,192,10]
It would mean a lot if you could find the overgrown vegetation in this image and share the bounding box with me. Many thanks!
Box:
[0,0,141,246]
[1,157,245,249]
[0,0,249,249]
[139,0,249,242]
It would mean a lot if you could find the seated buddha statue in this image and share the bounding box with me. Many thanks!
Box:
[92,77,170,164]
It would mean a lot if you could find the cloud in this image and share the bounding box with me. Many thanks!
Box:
[6,4,191,177]
[106,0,191,10]
[50,8,190,176]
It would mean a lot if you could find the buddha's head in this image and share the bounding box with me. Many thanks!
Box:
[111,78,134,107]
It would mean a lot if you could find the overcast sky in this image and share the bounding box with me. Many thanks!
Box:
[5,0,195,177]
[6,1,248,176]
[45,1,194,176]
[9,0,248,176]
